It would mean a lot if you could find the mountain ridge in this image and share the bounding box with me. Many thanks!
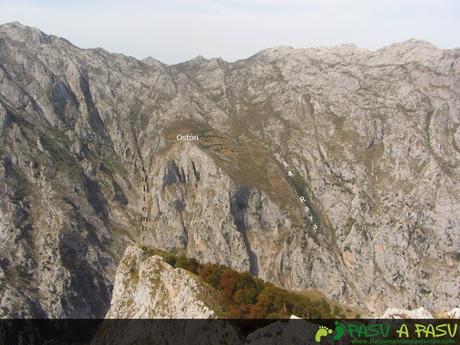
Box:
[0,22,458,318]
[1,22,456,66]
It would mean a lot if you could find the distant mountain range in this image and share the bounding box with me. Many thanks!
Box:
[0,22,458,318]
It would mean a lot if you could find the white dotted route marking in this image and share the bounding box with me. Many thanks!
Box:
[281,157,318,229]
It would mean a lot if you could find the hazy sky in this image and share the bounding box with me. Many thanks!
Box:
[1,0,459,64]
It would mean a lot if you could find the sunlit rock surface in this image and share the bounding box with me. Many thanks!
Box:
[0,22,459,317]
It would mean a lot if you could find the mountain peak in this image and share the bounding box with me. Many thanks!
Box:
[0,21,43,34]
[256,45,294,58]
[0,21,53,45]
[142,56,166,67]
[0,22,458,319]
[381,38,439,52]
[402,38,438,48]
[188,55,209,64]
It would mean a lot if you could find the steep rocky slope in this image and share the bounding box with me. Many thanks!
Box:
[0,22,458,318]
[105,245,223,318]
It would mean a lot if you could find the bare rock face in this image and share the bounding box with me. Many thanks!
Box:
[0,22,459,317]
[447,308,460,318]
[380,306,460,319]
[381,307,434,319]
[105,245,221,318]
[142,138,331,297]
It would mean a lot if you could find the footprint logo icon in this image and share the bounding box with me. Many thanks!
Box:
[314,325,333,343]
[333,321,345,341]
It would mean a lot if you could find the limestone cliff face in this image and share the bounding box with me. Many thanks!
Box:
[0,22,459,317]
[105,245,221,318]
[142,139,333,297]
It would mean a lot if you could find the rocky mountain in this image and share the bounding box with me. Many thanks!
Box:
[105,245,223,318]
[0,21,459,318]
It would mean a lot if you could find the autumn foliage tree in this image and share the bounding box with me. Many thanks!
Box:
[156,250,346,319]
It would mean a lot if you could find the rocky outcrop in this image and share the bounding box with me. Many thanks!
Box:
[447,308,460,319]
[380,306,460,319]
[0,22,459,317]
[105,245,222,318]
[381,307,434,319]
